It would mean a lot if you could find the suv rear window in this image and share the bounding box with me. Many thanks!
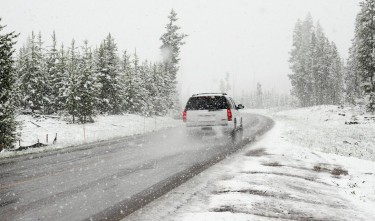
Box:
[185,96,230,110]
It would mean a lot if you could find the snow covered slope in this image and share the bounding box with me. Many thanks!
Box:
[126,106,375,221]
[0,114,179,158]
[272,105,375,161]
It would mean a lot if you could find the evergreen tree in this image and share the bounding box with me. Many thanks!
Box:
[46,31,60,113]
[160,9,187,112]
[76,40,97,123]
[139,60,153,116]
[15,44,27,109]
[0,19,18,150]
[65,39,80,123]
[96,34,122,114]
[313,23,328,105]
[36,32,53,114]
[328,43,344,104]
[256,82,263,108]
[345,22,362,105]
[22,31,45,112]
[219,79,226,93]
[120,50,134,113]
[289,18,309,106]
[56,44,68,112]
[300,14,315,106]
[289,14,344,107]
[129,51,144,113]
[151,62,165,115]
[350,0,375,111]
[154,62,169,115]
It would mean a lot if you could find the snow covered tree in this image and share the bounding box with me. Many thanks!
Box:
[256,82,263,108]
[349,0,375,111]
[123,51,145,114]
[0,19,18,150]
[225,72,231,93]
[345,22,362,105]
[96,34,123,114]
[160,9,187,112]
[65,39,80,123]
[313,23,328,105]
[219,79,226,93]
[328,43,344,104]
[21,32,50,113]
[120,50,134,113]
[151,62,167,115]
[18,31,47,113]
[76,40,97,123]
[151,62,170,115]
[35,32,52,114]
[289,17,312,107]
[139,60,153,116]
[46,31,60,113]
[14,45,27,109]
[218,73,232,94]
[289,14,344,107]
[55,44,68,112]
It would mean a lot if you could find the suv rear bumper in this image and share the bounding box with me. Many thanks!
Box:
[185,122,228,127]
[184,120,235,129]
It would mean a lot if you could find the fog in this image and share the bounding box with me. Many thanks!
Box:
[0,0,360,102]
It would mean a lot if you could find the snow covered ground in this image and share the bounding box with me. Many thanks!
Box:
[0,114,179,158]
[263,105,375,162]
[126,106,375,220]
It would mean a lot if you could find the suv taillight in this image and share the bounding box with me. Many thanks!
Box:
[183,111,187,122]
[227,109,232,121]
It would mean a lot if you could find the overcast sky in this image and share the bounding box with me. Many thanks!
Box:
[1,0,361,101]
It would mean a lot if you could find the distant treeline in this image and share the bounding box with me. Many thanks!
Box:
[239,83,292,109]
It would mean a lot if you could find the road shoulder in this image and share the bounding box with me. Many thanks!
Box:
[126,120,375,221]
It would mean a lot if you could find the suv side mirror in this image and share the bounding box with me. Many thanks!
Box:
[237,104,244,109]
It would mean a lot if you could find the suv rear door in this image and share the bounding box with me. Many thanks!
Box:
[185,96,229,127]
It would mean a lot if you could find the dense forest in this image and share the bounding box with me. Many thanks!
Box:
[289,0,375,112]
[0,10,186,150]
[289,14,344,107]
[14,10,186,123]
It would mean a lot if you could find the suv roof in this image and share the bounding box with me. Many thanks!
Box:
[192,93,227,97]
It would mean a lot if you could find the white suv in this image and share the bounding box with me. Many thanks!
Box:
[183,93,244,133]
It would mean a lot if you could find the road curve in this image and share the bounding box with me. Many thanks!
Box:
[0,113,273,221]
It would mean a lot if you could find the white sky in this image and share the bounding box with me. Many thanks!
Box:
[1,0,361,101]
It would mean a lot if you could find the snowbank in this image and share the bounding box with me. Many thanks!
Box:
[0,114,179,158]
[270,105,375,161]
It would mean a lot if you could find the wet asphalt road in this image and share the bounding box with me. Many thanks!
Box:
[0,113,273,221]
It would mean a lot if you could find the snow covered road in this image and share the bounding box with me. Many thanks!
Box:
[0,113,273,221]
[127,110,375,221]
